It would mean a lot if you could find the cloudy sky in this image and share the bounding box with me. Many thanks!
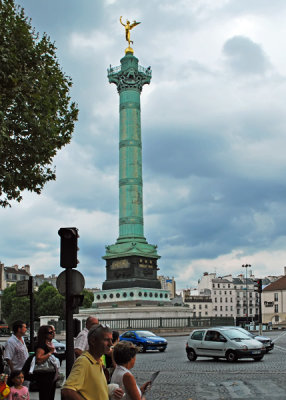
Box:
[1,0,286,290]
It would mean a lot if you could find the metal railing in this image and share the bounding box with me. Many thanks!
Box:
[49,316,235,333]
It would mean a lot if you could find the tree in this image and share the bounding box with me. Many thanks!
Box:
[1,284,30,325]
[35,282,65,319]
[81,289,94,308]
[0,0,78,207]
[1,282,65,324]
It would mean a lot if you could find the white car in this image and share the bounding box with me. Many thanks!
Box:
[186,327,266,362]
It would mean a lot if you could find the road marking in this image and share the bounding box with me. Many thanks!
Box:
[272,330,286,342]
[273,345,286,352]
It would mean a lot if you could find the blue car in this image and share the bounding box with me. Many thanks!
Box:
[120,330,167,353]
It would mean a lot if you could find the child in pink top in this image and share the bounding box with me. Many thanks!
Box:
[7,370,29,400]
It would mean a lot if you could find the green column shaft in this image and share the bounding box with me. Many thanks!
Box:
[119,89,144,239]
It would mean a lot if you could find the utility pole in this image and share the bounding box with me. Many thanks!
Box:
[242,264,251,328]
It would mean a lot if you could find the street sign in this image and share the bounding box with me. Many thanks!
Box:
[56,269,85,296]
[16,280,29,296]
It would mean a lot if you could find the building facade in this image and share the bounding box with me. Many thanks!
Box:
[262,267,286,325]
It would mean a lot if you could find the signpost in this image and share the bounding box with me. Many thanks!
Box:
[16,276,34,351]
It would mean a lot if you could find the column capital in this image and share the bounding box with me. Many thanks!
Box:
[107,53,151,93]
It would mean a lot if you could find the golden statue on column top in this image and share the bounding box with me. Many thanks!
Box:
[120,16,141,54]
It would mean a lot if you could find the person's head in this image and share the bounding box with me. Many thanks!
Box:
[12,321,27,337]
[113,341,138,366]
[7,370,24,388]
[37,325,54,347]
[86,316,99,330]
[48,325,56,338]
[112,331,120,345]
[88,324,112,358]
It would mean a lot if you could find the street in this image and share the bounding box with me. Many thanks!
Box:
[2,330,286,400]
[132,331,286,400]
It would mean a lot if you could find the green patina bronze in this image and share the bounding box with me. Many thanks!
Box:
[104,52,159,261]
[102,48,161,291]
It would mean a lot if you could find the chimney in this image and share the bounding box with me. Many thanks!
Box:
[23,265,31,274]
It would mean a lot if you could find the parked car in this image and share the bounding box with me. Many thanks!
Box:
[186,327,266,362]
[120,330,167,353]
[213,326,274,353]
[52,339,66,354]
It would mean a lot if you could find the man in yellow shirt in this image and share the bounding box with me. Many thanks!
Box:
[62,325,123,400]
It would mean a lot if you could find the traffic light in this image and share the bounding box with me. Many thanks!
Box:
[254,279,263,293]
[58,227,79,268]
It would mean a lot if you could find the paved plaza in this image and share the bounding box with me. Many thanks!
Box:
[4,330,286,400]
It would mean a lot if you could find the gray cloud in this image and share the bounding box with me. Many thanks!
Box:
[223,36,271,75]
[1,0,286,290]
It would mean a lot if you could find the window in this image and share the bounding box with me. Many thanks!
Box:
[225,298,228,302]
[215,298,217,303]
[275,304,279,313]
[274,293,278,301]
[199,312,201,317]
[237,309,240,314]
[249,308,252,314]
[214,306,217,311]
[220,306,223,311]
[230,306,233,311]
[275,315,279,322]
[193,304,196,309]
[205,304,208,309]
[225,306,228,311]
[218,284,220,288]
[191,331,204,340]
[224,291,227,295]
[220,298,222,303]
[228,284,230,288]
[230,297,232,302]
[230,291,232,295]
[199,305,202,310]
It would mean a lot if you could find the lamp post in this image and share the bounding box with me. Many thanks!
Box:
[242,264,251,327]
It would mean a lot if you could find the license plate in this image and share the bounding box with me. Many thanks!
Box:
[252,350,261,354]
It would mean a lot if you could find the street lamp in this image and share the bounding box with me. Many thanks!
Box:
[242,264,251,327]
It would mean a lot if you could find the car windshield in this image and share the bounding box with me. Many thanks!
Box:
[235,328,254,338]
[136,331,156,338]
[223,329,252,340]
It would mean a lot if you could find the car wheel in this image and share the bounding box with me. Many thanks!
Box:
[253,355,264,361]
[187,348,197,361]
[137,344,146,353]
[159,348,166,352]
[226,350,238,362]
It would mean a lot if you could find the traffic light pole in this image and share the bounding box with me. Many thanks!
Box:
[29,276,34,352]
[58,227,79,378]
[65,267,74,377]
[259,291,262,335]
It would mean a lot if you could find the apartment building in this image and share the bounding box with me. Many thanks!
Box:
[262,267,286,325]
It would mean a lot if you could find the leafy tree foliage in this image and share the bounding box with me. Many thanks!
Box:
[34,282,65,319]
[2,282,65,325]
[1,284,30,325]
[81,289,94,308]
[0,0,78,207]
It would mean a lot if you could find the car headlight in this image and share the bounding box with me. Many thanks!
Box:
[146,341,154,344]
